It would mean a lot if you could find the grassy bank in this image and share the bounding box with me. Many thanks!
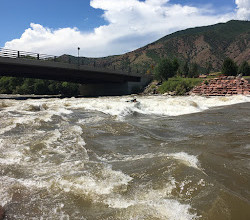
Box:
[158,77,203,95]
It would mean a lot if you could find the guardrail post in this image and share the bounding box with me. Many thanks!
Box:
[37,54,39,60]
[93,61,96,67]
[113,65,115,70]
[17,51,20,58]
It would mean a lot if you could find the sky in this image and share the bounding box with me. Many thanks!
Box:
[0,0,249,57]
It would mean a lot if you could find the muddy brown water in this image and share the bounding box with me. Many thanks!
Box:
[0,95,249,219]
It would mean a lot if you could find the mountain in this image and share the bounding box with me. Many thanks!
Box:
[59,20,250,74]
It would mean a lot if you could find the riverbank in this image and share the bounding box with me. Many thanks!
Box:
[142,78,203,96]
[142,76,250,96]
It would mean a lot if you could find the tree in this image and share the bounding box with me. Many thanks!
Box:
[205,62,213,75]
[172,58,180,73]
[154,58,177,81]
[238,61,250,76]
[221,58,238,76]
[188,63,199,78]
[182,61,189,78]
[0,77,12,94]
[34,80,49,95]
[61,82,79,96]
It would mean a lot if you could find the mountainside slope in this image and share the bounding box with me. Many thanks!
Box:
[60,20,250,74]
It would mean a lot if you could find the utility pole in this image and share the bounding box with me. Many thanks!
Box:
[78,47,80,69]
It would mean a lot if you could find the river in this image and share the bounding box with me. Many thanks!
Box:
[0,95,249,220]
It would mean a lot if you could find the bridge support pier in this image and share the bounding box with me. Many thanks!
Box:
[79,76,152,97]
[79,83,129,97]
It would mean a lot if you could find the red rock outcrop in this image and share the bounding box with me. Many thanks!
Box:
[190,76,250,96]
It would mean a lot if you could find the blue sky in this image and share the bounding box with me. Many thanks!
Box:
[0,0,106,46]
[1,0,249,57]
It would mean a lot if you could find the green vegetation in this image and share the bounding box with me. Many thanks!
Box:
[158,77,203,95]
[153,58,207,95]
[188,63,199,78]
[221,58,238,76]
[158,20,250,43]
[221,58,250,76]
[0,77,80,96]
[146,50,160,62]
[152,55,249,96]
[154,58,179,81]
[238,61,250,76]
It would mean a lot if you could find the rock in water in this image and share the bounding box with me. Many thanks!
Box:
[0,206,5,220]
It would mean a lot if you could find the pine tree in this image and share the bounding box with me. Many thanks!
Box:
[221,58,238,76]
[238,61,250,76]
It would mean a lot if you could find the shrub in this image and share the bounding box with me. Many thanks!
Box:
[158,77,202,95]
[0,77,80,96]
[238,61,250,76]
[221,58,238,76]
[154,58,179,81]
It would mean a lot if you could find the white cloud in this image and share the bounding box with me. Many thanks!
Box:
[4,0,247,57]
[236,0,250,19]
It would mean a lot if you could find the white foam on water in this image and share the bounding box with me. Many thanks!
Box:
[0,123,17,135]
[0,152,22,165]
[135,95,250,117]
[2,95,249,119]
[51,95,250,118]
[66,125,86,146]
[17,178,50,189]
[99,152,164,163]
[0,114,52,135]
[53,165,133,198]
[78,116,105,125]
[99,151,201,170]
[147,199,197,220]
[243,144,250,150]
[168,152,200,169]
[104,185,197,220]
[43,129,62,146]
[104,196,137,209]
[0,176,16,206]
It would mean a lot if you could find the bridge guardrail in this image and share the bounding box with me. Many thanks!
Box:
[0,48,57,61]
[0,48,143,75]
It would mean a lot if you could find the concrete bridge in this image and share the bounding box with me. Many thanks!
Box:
[0,48,151,96]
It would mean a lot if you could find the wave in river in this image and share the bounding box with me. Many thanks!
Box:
[1,95,249,119]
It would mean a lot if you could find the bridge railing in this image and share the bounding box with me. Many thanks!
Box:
[0,48,57,61]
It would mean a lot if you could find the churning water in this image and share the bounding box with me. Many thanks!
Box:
[0,95,250,220]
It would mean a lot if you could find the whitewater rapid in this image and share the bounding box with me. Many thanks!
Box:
[1,94,249,118]
[0,95,249,219]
